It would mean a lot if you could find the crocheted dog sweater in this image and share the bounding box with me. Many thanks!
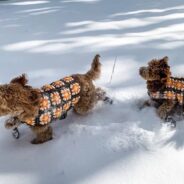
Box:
[24,76,81,126]
[149,77,184,105]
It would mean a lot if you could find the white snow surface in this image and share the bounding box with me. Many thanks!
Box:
[0,0,184,183]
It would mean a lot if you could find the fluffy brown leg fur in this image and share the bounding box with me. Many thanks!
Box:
[137,99,154,110]
[5,117,21,129]
[95,87,106,101]
[73,78,96,115]
[157,100,176,119]
[138,99,163,110]
[30,125,53,144]
[73,55,101,115]
[18,103,39,122]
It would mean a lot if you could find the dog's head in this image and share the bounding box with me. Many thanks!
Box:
[139,57,171,92]
[0,74,40,117]
[139,56,171,81]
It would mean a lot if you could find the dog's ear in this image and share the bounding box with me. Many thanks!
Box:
[160,56,169,65]
[159,56,169,70]
[159,56,171,80]
[10,74,28,86]
[162,56,169,61]
[29,89,40,105]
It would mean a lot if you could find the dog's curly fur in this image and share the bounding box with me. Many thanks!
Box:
[139,56,176,120]
[1,55,107,144]
[0,74,40,120]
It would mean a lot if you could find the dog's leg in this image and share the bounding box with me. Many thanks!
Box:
[74,93,96,115]
[138,99,152,110]
[5,117,21,129]
[30,125,53,144]
[157,100,176,120]
[19,106,39,123]
[138,99,162,110]
[95,87,113,104]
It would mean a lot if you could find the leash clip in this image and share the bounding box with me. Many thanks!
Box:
[12,128,20,139]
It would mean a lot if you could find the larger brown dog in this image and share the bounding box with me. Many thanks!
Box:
[1,55,108,144]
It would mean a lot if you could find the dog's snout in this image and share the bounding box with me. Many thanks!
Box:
[139,67,146,76]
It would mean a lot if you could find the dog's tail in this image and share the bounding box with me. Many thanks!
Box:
[85,54,101,80]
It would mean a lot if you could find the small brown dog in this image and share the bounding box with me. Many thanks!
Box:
[1,55,109,144]
[139,56,184,124]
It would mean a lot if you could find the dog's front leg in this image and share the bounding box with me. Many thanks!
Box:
[5,117,21,129]
[157,100,176,120]
[18,104,39,123]
[138,99,163,110]
[138,99,153,110]
[30,125,53,144]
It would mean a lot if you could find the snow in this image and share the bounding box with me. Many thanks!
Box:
[0,0,184,183]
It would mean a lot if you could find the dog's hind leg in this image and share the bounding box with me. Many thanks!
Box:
[74,87,113,115]
[74,92,96,115]
[95,87,113,104]
[30,125,53,144]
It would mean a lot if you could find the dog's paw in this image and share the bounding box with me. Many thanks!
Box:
[5,119,16,129]
[157,108,167,120]
[103,97,113,105]
[31,139,42,144]
[164,116,176,128]
[5,118,20,129]
[5,122,14,129]
[31,137,53,144]
[136,100,150,110]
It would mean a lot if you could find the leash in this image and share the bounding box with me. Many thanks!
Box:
[109,56,117,84]
[104,56,118,104]
[12,128,20,139]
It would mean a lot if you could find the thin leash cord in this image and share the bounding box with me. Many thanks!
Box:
[109,56,117,84]
[107,56,118,103]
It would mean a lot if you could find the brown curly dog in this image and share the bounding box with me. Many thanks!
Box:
[1,55,109,144]
[139,56,184,122]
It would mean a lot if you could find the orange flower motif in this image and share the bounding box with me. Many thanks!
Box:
[170,80,175,87]
[165,91,175,99]
[25,118,35,126]
[53,108,62,119]
[40,96,51,111]
[177,94,183,104]
[70,83,80,95]
[63,102,71,111]
[50,92,61,105]
[52,80,65,88]
[181,82,184,90]
[61,88,71,101]
[63,76,74,83]
[72,97,80,106]
[40,112,51,125]
[42,84,55,92]
[174,81,184,90]
[166,78,172,87]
